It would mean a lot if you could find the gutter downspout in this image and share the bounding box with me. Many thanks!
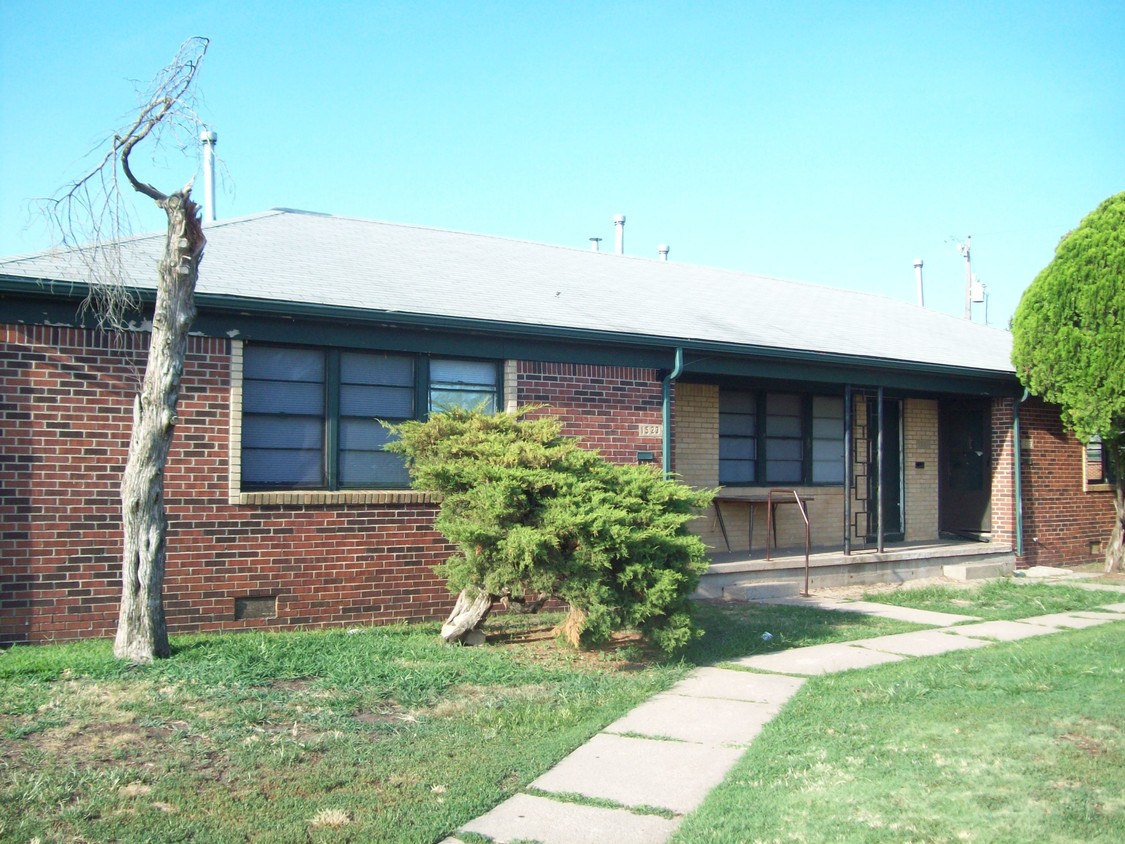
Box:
[662,347,684,478]
[1014,388,1030,557]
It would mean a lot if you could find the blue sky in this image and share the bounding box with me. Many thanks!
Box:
[2,1,1123,328]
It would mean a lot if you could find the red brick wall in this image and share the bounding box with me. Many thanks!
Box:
[1,330,669,645]
[1,325,454,645]
[515,361,665,465]
[1016,397,1117,567]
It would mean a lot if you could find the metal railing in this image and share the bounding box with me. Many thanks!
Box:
[766,488,812,596]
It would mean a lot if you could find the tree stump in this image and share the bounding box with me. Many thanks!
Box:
[440,588,492,645]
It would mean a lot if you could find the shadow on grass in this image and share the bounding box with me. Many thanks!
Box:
[681,599,921,667]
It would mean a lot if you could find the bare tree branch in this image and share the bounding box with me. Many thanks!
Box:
[36,36,210,330]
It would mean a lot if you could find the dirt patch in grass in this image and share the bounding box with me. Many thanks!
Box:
[36,720,161,759]
[1060,732,1110,756]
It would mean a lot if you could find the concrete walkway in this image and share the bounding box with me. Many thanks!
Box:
[442,584,1125,844]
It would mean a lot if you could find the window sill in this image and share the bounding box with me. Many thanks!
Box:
[235,490,442,506]
[1083,482,1116,495]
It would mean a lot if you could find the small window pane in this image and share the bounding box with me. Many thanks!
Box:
[766,393,801,415]
[813,396,843,416]
[431,359,497,386]
[340,384,414,418]
[719,413,756,436]
[242,448,323,485]
[768,416,802,437]
[812,460,845,483]
[812,439,844,462]
[340,450,412,487]
[244,346,325,381]
[338,418,398,450]
[720,460,756,484]
[766,460,803,482]
[243,381,325,415]
[720,438,757,460]
[767,438,802,461]
[720,390,756,413]
[244,416,323,449]
[341,352,413,386]
[431,388,497,413]
[812,417,844,438]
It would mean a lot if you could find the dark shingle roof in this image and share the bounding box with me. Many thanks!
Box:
[0,208,1014,374]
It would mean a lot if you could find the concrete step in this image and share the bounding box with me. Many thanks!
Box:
[943,559,1014,581]
[723,580,802,601]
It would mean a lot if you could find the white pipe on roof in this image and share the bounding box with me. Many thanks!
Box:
[200,130,218,224]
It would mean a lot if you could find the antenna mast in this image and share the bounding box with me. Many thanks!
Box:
[958,235,972,319]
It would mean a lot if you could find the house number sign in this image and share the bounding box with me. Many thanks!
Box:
[638,424,662,438]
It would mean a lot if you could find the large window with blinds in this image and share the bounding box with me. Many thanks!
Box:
[719,389,844,486]
[241,345,499,490]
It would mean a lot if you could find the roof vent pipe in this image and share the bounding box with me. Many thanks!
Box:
[658,244,669,262]
[913,258,924,307]
[614,214,625,255]
[200,130,218,224]
[589,237,602,252]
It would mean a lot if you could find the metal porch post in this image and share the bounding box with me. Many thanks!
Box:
[844,385,852,556]
[877,386,885,553]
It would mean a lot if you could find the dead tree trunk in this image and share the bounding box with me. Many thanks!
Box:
[440,588,493,645]
[1107,484,1124,574]
[113,192,204,662]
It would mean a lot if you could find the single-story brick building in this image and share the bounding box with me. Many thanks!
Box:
[0,209,1116,645]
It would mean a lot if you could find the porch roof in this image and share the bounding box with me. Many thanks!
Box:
[0,208,1015,379]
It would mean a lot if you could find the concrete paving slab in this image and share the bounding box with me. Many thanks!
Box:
[1098,601,1125,611]
[1071,609,1125,620]
[851,629,993,657]
[752,596,977,625]
[829,600,979,626]
[459,793,681,844]
[1019,612,1120,629]
[731,642,904,675]
[1072,583,1125,595]
[754,596,853,611]
[530,733,742,815]
[665,666,805,704]
[605,693,778,747]
[945,620,1061,642]
[1021,565,1079,578]
[943,561,1012,581]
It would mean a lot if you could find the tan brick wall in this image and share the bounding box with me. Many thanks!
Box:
[673,382,844,553]
[673,382,718,487]
[902,398,939,541]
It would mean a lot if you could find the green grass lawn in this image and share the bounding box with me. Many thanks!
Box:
[3,583,1117,843]
[860,578,1119,621]
[670,621,1125,843]
[0,603,914,844]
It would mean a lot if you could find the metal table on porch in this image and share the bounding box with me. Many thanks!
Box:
[712,489,814,562]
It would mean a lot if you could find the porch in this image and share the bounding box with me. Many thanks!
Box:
[696,539,1016,600]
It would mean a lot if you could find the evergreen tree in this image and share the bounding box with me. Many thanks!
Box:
[388,408,714,652]
[1011,191,1125,572]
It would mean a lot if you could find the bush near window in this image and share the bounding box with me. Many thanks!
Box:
[387,408,714,653]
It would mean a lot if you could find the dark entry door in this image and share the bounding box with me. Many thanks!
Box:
[866,398,904,543]
[939,399,992,537]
